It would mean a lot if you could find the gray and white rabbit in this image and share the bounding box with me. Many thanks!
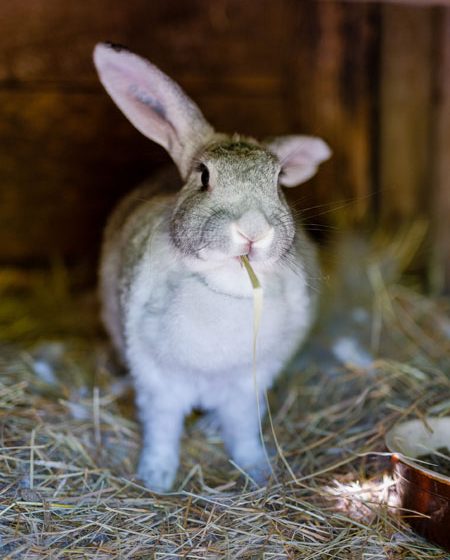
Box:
[93,43,331,492]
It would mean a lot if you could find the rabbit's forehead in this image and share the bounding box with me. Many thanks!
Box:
[203,141,279,181]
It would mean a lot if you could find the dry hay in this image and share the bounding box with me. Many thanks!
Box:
[0,232,449,559]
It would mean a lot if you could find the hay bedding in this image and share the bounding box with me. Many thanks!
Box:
[0,236,449,559]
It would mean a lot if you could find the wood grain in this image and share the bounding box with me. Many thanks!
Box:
[430,8,450,293]
[379,4,434,224]
[287,1,378,227]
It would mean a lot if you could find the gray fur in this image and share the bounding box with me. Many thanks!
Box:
[94,43,330,491]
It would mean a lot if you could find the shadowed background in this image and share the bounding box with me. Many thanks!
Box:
[0,0,449,290]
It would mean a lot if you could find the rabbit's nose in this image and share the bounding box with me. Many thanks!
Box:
[230,222,274,250]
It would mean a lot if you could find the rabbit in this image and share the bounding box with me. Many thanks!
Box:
[93,43,331,492]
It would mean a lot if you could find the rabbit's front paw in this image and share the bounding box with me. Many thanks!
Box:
[137,452,178,492]
[233,445,273,487]
[246,460,272,487]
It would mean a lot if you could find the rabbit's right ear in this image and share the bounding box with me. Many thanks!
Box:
[93,43,214,178]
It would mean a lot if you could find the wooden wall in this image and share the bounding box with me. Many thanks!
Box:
[0,0,449,290]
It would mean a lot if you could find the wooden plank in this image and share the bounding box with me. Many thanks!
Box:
[0,90,167,264]
[197,94,290,137]
[379,4,434,224]
[0,0,289,90]
[430,8,450,293]
[287,1,378,226]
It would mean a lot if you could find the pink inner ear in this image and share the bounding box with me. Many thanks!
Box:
[268,136,331,186]
[94,54,179,157]
[128,84,178,141]
[270,136,331,164]
[128,84,167,119]
[281,149,315,167]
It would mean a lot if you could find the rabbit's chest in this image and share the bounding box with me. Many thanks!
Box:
[171,279,257,360]
[150,271,309,374]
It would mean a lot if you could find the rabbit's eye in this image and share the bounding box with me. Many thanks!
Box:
[199,164,210,192]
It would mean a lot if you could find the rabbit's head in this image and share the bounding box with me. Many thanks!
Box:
[94,44,330,268]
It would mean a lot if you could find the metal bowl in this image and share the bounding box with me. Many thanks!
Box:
[385,417,450,551]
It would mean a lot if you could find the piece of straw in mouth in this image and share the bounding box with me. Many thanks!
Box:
[240,255,274,481]
[240,255,297,484]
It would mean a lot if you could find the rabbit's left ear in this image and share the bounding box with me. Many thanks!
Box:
[267,136,331,187]
[93,43,215,178]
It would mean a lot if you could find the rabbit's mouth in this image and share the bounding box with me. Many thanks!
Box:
[234,251,260,264]
[193,246,277,269]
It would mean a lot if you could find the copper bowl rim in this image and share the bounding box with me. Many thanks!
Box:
[385,417,450,487]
